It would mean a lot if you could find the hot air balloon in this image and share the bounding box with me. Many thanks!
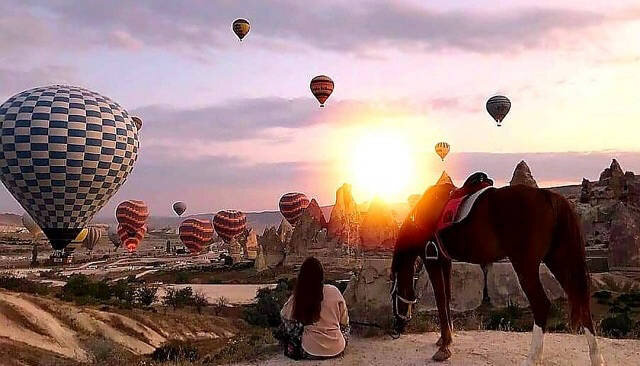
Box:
[486,95,511,127]
[82,227,102,252]
[232,18,251,41]
[213,210,247,243]
[131,116,143,131]
[107,226,121,249]
[173,201,187,217]
[118,223,146,252]
[310,75,334,107]
[179,218,214,253]
[74,228,89,243]
[435,142,450,161]
[22,213,42,239]
[0,85,139,258]
[279,192,310,226]
[116,200,149,234]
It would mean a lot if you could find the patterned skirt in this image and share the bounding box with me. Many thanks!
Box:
[274,319,350,360]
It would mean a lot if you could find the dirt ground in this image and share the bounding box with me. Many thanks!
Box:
[235,331,640,366]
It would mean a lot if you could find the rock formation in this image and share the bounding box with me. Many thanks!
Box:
[254,244,267,272]
[343,258,394,327]
[436,171,454,186]
[305,199,327,228]
[277,219,293,244]
[327,183,360,247]
[245,228,258,260]
[258,226,286,268]
[575,160,640,269]
[288,210,325,254]
[510,160,538,187]
[415,262,484,312]
[359,198,398,251]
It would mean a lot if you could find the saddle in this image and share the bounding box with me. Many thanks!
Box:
[426,172,494,260]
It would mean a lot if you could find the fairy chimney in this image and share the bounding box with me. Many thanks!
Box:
[327,183,360,246]
[436,171,454,186]
[510,160,538,188]
[359,198,398,251]
[305,199,327,228]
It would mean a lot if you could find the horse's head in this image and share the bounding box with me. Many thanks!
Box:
[390,183,455,332]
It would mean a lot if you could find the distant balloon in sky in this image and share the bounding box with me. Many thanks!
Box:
[107,226,121,249]
[179,218,214,253]
[22,213,42,239]
[131,116,143,131]
[310,75,334,107]
[0,85,140,255]
[486,95,511,127]
[279,192,310,226]
[232,18,251,41]
[435,142,450,161]
[213,210,247,243]
[173,201,187,217]
[82,227,102,252]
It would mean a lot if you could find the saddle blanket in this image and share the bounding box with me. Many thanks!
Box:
[437,186,493,231]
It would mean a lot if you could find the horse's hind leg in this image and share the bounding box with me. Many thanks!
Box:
[544,257,605,366]
[426,261,452,361]
[513,262,550,366]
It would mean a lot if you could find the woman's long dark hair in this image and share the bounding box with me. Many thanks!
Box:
[292,256,324,325]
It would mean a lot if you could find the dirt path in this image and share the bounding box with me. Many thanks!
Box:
[236,331,640,365]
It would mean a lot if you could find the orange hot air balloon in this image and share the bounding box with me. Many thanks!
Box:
[279,192,310,226]
[310,75,334,107]
[118,223,146,252]
[179,218,214,253]
[213,210,247,243]
[116,200,149,233]
[232,18,251,41]
[435,142,450,161]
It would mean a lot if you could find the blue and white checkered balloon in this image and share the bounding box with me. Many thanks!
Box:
[0,85,140,250]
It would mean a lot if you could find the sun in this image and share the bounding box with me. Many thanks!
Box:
[348,130,413,202]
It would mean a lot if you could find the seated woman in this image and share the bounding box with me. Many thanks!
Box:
[278,256,350,360]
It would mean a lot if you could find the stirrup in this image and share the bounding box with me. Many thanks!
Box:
[425,241,439,261]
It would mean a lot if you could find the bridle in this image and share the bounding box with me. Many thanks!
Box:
[390,275,418,321]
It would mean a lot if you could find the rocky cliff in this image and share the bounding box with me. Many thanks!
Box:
[359,198,398,251]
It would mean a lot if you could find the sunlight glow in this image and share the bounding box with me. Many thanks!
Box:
[346,129,414,203]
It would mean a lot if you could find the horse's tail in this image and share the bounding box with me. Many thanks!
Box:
[548,193,591,331]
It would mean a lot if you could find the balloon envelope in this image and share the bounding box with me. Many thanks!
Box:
[173,201,187,216]
[213,210,247,243]
[116,200,149,233]
[131,116,143,131]
[232,18,251,40]
[310,75,334,107]
[435,142,450,161]
[179,218,214,253]
[0,85,139,250]
[82,227,102,251]
[486,95,511,126]
[279,192,310,226]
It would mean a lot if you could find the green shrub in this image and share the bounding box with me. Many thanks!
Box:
[151,340,199,362]
[0,274,49,295]
[486,302,528,332]
[135,285,158,307]
[600,312,633,338]
[243,280,292,328]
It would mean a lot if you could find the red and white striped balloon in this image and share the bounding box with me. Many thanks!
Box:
[179,218,214,253]
[279,192,310,226]
[118,223,146,252]
[213,210,247,243]
[116,200,149,234]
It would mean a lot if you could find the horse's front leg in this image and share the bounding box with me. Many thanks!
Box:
[436,258,453,347]
[426,261,452,361]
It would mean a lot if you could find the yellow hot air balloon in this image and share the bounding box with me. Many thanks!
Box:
[232,18,251,41]
[435,142,450,161]
[74,228,89,243]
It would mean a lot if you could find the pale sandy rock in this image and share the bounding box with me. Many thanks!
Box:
[359,198,398,251]
[510,160,538,188]
[415,262,484,312]
[327,183,360,247]
[486,262,565,308]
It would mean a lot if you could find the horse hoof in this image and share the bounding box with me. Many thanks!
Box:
[432,348,452,362]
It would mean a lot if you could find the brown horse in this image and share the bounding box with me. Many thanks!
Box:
[390,181,605,366]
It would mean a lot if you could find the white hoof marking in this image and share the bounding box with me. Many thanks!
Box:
[585,328,605,366]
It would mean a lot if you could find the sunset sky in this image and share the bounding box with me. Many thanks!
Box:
[1,1,640,216]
